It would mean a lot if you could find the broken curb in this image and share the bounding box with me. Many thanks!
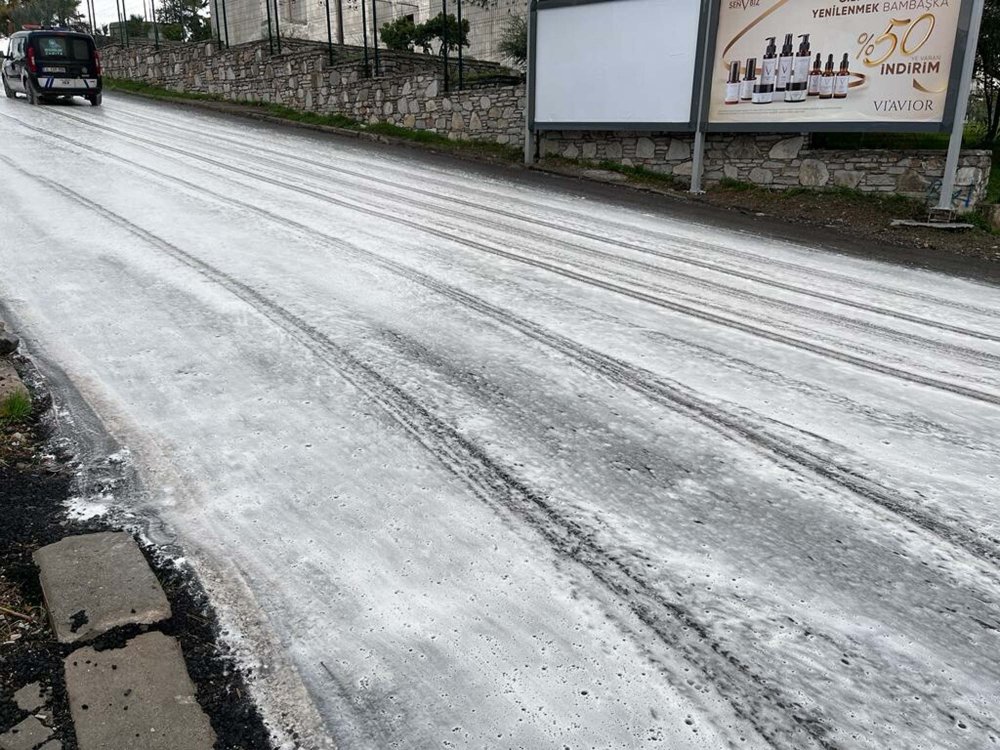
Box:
[33,532,171,644]
[65,631,216,750]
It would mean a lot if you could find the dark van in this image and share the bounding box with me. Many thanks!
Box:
[1,29,102,106]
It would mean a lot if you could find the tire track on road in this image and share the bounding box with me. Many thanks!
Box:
[3,155,837,750]
[31,109,1000,407]
[109,100,1000,326]
[95,105,1000,351]
[4,132,999,571]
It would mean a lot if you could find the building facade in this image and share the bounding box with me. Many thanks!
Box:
[210,0,524,63]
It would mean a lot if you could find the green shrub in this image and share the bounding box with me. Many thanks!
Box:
[497,15,527,67]
[380,17,418,52]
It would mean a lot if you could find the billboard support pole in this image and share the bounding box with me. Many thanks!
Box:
[690,130,706,193]
[524,0,536,165]
[937,0,984,213]
[689,0,715,193]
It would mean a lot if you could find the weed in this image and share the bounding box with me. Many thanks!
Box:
[717,177,754,192]
[588,160,680,188]
[0,390,31,423]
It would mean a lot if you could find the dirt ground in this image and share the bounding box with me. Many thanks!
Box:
[701,183,1000,263]
[533,159,999,266]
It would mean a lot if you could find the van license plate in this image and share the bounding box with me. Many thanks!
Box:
[42,67,66,73]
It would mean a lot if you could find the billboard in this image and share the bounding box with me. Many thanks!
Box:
[706,0,968,128]
[532,0,703,129]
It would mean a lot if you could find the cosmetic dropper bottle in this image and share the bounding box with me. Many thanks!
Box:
[819,54,835,99]
[725,61,741,104]
[776,33,794,91]
[740,58,757,101]
[807,53,822,96]
[761,37,777,89]
[834,53,850,98]
[793,34,811,88]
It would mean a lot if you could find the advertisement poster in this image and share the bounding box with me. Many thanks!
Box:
[707,0,966,126]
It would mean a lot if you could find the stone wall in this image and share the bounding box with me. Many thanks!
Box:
[102,39,524,145]
[539,131,991,213]
[103,40,990,211]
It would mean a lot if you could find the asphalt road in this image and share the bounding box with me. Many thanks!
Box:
[1,92,999,750]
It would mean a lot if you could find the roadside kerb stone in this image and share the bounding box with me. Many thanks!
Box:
[0,358,28,403]
[33,532,171,644]
[64,632,216,750]
[0,716,52,750]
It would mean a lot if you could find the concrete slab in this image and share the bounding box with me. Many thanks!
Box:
[12,683,44,713]
[64,632,216,750]
[33,532,171,644]
[37,742,62,750]
[0,716,53,750]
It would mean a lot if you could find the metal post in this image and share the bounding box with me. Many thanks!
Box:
[690,131,706,193]
[151,0,160,48]
[441,0,449,92]
[456,0,463,89]
[115,0,124,43]
[213,0,222,49]
[524,0,535,164]
[88,0,97,34]
[689,0,715,193]
[937,0,985,212]
[335,0,344,44]
[361,0,370,76]
[371,0,380,76]
[265,0,274,55]
[273,0,282,53]
[324,0,334,64]
[221,0,229,46]
[121,0,130,44]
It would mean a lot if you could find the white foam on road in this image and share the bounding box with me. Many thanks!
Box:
[1,93,999,749]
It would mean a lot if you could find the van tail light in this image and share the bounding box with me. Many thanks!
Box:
[26,46,36,74]
[92,49,101,75]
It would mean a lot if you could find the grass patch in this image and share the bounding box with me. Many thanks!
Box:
[593,160,680,188]
[0,390,31,423]
[104,77,522,161]
[717,177,754,192]
[105,77,223,102]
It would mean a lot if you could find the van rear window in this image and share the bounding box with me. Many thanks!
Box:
[34,36,91,60]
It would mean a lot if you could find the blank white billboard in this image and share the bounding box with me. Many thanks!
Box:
[533,0,701,127]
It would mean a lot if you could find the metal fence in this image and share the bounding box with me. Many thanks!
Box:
[96,0,527,93]
[257,0,525,91]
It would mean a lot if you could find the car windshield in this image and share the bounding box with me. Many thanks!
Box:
[34,35,90,60]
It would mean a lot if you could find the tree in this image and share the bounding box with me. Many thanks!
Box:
[380,16,416,52]
[497,13,526,67]
[155,0,210,41]
[126,12,150,38]
[3,0,85,30]
[377,11,468,55]
[976,0,1000,143]
[413,12,468,55]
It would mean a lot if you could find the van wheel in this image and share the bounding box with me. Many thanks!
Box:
[2,74,14,99]
[88,92,102,107]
